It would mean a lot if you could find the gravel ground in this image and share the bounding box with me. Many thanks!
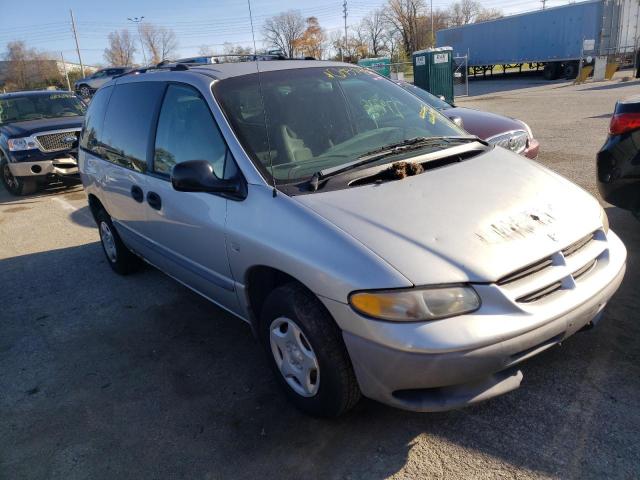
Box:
[1,74,639,480]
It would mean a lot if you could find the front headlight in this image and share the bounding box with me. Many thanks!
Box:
[8,137,38,151]
[519,121,534,139]
[601,206,609,234]
[349,285,480,322]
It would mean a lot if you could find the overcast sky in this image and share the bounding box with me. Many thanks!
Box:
[1,0,576,66]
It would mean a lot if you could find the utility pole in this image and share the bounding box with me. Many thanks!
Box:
[343,0,348,62]
[541,0,546,9]
[69,9,85,78]
[60,52,71,91]
[431,0,434,46]
[127,16,147,65]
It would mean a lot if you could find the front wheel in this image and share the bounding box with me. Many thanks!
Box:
[260,283,361,417]
[1,160,37,196]
[78,85,91,98]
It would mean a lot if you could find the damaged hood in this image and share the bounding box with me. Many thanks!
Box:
[295,147,602,285]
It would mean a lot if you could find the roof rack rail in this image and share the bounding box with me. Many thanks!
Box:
[113,62,189,79]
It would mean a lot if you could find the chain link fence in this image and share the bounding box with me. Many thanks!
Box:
[388,57,469,98]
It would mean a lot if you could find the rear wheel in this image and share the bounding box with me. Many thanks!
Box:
[96,208,142,275]
[563,61,579,79]
[543,62,560,80]
[78,85,91,98]
[260,282,361,417]
[1,159,37,196]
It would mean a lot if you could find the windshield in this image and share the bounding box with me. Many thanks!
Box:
[0,93,86,125]
[396,82,452,110]
[213,66,465,183]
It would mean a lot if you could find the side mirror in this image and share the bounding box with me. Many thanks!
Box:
[449,115,464,128]
[171,160,246,199]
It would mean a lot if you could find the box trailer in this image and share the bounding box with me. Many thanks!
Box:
[436,0,640,80]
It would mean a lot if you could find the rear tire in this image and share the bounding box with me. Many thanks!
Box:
[543,63,560,80]
[259,282,361,417]
[78,85,91,98]
[1,159,37,196]
[96,208,142,275]
[563,62,579,79]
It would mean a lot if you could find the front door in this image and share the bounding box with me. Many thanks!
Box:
[98,81,165,258]
[139,83,239,312]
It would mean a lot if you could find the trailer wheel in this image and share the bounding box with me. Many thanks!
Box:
[563,62,579,79]
[543,63,560,80]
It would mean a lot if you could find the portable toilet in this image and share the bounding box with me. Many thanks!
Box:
[357,57,391,78]
[412,47,454,103]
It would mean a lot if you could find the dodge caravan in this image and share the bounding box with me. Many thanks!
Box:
[79,61,626,417]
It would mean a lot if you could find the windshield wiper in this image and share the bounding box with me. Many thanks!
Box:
[308,136,479,191]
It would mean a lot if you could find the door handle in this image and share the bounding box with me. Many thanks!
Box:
[131,185,143,203]
[147,191,162,210]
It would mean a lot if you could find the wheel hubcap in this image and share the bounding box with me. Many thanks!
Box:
[2,165,18,190]
[100,221,117,263]
[269,317,320,397]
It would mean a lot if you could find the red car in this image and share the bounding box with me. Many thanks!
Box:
[395,81,540,159]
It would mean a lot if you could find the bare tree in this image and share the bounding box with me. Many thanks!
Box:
[382,28,404,62]
[140,24,178,64]
[104,29,137,66]
[448,0,502,26]
[2,41,61,91]
[198,45,215,56]
[475,8,503,23]
[360,9,387,57]
[263,10,305,58]
[383,0,426,57]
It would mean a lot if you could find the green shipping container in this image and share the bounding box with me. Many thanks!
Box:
[357,57,391,78]
[412,47,454,103]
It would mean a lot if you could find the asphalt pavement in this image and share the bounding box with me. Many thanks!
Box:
[1,74,639,479]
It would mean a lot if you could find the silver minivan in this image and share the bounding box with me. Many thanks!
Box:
[79,61,626,417]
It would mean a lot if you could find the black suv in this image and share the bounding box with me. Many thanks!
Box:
[0,90,86,195]
[597,95,640,218]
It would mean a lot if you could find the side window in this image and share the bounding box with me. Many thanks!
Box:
[101,81,165,172]
[79,86,112,156]
[153,84,234,179]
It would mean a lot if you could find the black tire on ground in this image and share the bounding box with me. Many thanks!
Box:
[95,208,142,275]
[260,282,361,417]
[543,63,560,80]
[563,62,579,79]
[78,85,91,98]
[1,159,37,196]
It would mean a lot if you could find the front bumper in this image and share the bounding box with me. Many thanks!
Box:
[322,230,626,412]
[524,138,540,159]
[8,156,79,178]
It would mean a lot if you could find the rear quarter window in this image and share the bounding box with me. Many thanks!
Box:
[79,86,113,156]
[101,81,165,172]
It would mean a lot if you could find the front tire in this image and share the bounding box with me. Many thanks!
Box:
[78,85,91,98]
[1,159,37,196]
[96,208,141,275]
[260,283,361,417]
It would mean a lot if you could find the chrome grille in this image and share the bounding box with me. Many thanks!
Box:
[35,130,79,152]
[487,130,529,154]
[497,230,606,304]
